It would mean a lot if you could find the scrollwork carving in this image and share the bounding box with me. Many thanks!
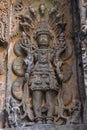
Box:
[14,40,25,57]
[11,78,24,101]
[12,57,25,77]
[5,1,81,128]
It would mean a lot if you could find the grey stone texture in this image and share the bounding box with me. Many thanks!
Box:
[83,96,87,123]
[4,124,87,130]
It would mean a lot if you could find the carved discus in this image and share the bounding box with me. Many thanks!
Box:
[11,78,24,100]
[12,57,25,77]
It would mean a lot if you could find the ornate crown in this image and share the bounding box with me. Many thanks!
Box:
[35,20,52,39]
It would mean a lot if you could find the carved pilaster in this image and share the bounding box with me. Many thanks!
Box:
[79,0,87,96]
[0,0,10,128]
[0,0,10,42]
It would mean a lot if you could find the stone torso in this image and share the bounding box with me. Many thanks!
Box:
[31,48,58,91]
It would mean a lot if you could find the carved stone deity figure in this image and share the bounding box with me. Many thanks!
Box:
[20,19,65,124]
[7,3,81,127]
[5,98,21,128]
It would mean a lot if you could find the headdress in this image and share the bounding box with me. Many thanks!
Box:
[35,20,52,39]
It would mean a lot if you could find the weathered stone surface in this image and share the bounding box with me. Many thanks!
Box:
[3,124,87,130]
[0,0,86,129]
[83,96,87,123]
[5,0,83,128]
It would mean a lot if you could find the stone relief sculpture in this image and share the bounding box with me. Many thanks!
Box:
[22,21,65,124]
[79,0,87,94]
[0,0,9,41]
[5,1,81,128]
[80,0,87,24]
[5,98,21,128]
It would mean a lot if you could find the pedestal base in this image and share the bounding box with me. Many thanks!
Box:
[4,124,87,130]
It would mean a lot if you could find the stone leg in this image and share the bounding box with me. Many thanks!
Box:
[32,91,43,123]
[46,90,57,123]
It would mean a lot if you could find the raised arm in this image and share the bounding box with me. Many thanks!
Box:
[24,50,34,82]
[54,58,64,81]
[53,33,66,81]
[20,32,34,81]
